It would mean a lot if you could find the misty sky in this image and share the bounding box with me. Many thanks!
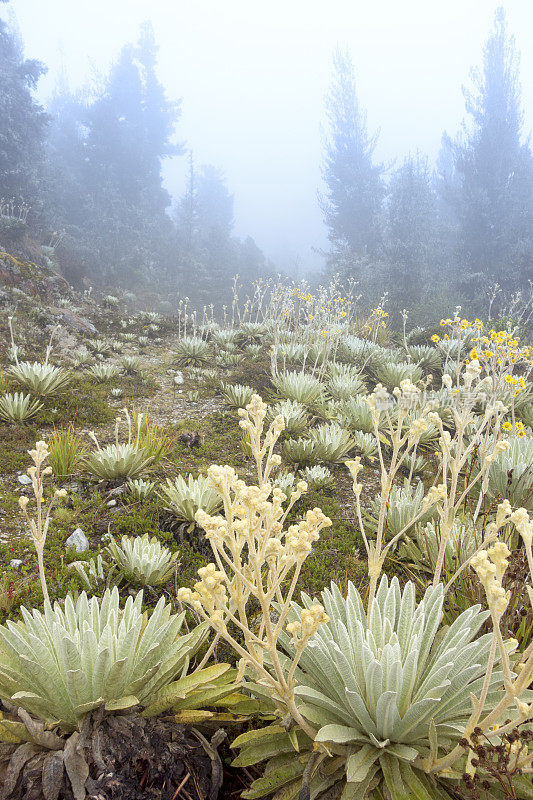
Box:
[3,0,533,273]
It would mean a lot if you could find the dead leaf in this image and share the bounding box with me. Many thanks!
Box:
[1,742,40,799]
[42,750,65,800]
[64,732,89,800]
[18,708,64,751]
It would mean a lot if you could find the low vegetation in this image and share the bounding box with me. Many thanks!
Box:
[0,284,532,800]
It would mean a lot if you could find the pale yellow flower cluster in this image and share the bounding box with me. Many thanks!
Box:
[178,564,227,619]
[18,441,67,605]
[423,484,447,506]
[484,439,511,465]
[177,394,332,722]
[286,604,330,646]
[345,457,363,495]
[511,508,533,547]
[470,542,511,620]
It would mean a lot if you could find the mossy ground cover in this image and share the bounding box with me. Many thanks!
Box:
[0,363,370,625]
[0,298,408,628]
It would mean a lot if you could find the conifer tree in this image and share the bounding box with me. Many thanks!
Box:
[81,22,181,283]
[0,11,47,209]
[321,47,384,264]
[384,154,437,307]
[442,7,533,290]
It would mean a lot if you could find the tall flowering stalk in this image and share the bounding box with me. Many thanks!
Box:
[178,395,331,734]
[346,379,441,608]
[347,359,511,611]
[18,441,66,604]
[427,359,509,586]
[427,503,533,779]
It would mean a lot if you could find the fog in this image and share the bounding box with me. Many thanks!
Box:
[4,0,533,273]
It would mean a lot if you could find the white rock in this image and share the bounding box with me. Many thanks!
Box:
[107,499,117,507]
[66,528,89,553]
[9,559,23,569]
[17,474,32,485]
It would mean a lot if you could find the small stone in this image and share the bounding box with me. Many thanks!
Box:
[107,499,117,507]
[17,474,32,485]
[9,559,23,569]
[66,528,89,553]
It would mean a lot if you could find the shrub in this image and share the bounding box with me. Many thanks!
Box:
[372,360,422,389]
[268,399,309,435]
[335,396,375,434]
[217,351,242,367]
[8,361,72,397]
[0,392,42,423]
[69,347,92,368]
[272,471,297,495]
[88,338,112,356]
[83,443,153,480]
[401,451,427,476]
[352,429,378,460]
[83,410,155,480]
[327,371,367,400]
[126,478,158,502]
[160,474,222,525]
[174,336,210,366]
[88,362,119,382]
[220,382,255,409]
[281,437,325,467]
[235,321,268,346]
[407,344,443,371]
[401,517,479,578]
[308,422,355,462]
[0,588,206,730]
[211,328,239,348]
[299,465,333,491]
[121,355,141,374]
[338,335,373,364]
[369,479,436,538]
[247,577,504,800]
[105,534,179,587]
[271,371,323,405]
[274,340,307,364]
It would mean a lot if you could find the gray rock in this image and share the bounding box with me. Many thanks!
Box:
[66,527,90,553]
[50,306,98,334]
[9,559,23,569]
[17,474,32,485]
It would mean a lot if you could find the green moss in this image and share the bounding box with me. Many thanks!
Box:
[114,372,160,400]
[289,491,366,598]
[168,412,249,474]
[173,542,208,589]
[111,499,164,538]
[219,357,272,395]
[0,424,37,473]
[35,378,115,426]
[0,528,92,622]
